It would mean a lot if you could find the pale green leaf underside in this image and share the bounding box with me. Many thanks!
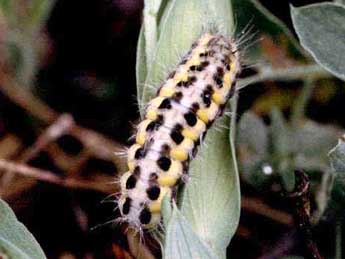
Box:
[238,111,268,158]
[164,205,217,259]
[180,116,241,253]
[0,199,46,259]
[329,138,345,173]
[291,3,345,80]
[136,26,147,111]
[334,0,345,6]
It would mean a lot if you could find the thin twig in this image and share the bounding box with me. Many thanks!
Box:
[242,197,293,225]
[0,134,23,158]
[0,70,127,172]
[237,64,330,91]
[286,170,323,259]
[0,69,58,123]
[335,219,342,259]
[19,114,75,162]
[0,159,117,194]
[291,76,315,127]
[70,125,127,173]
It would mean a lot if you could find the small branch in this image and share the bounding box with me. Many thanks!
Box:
[291,77,315,126]
[0,69,58,123]
[0,70,127,172]
[237,64,330,91]
[70,125,127,173]
[0,159,117,194]
[286,170,323,259]
[335,219,342,259]
[19,114,75,162]
[242,197,293,225]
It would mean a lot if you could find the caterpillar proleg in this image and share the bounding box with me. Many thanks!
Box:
[118,33,240,229]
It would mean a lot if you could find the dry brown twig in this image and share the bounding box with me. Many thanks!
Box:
[287,170,323,259]
[0,69,127,170]
[19,114,75,162]
[0,158,117,194]
[0,69,127,199]
[241,196,293,225]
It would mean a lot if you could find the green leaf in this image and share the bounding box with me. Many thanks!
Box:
[143,0,164,66]
[164,204,217,259]
[0,199,46,259]
[27,0,56,31]
[237,111,271,187]
[294,121,339,172]
[0,0,13,14]
[270,108,295,190]
[270,108,294,158]
[334,0,345,6]
[291,3,345,80]
[232,0,305,63]
[136,0,171,113]
[136,26,147,111]
[180,116,240,254]
[329,137,345,173]
[328,136,345,214]
[5,31,38,85]
[238,111,268,159]
[161,192,173,228]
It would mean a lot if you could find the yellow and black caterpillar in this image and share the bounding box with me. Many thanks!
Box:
[118,33,240,229]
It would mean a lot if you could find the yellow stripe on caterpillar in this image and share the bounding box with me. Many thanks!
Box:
[212,92,227,105]
[136,133,146,145]
[146,109,158,121]
[182,128,199,141]
[159,84,175,97]
[174,71,188,83]
[196,102,219,124]
[170,148,189,161]
[148,186,170,213]
[158,160,183,186]
[223,72,232,88]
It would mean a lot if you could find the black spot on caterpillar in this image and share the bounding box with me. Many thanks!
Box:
[118,33,240,229]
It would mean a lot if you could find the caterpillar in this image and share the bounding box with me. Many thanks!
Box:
[118,33,240,230]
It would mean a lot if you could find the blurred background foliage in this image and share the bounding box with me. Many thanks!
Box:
[0,0,344,258]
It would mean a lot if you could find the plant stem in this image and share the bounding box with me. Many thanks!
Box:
[237,64,330,90]
[230,92,240,180]
[291,76,315,126]
[335,219,342,259]
[287,170,323,259]
[143,0,162,66]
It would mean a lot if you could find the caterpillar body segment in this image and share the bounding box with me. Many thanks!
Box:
[118,33,240,229]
